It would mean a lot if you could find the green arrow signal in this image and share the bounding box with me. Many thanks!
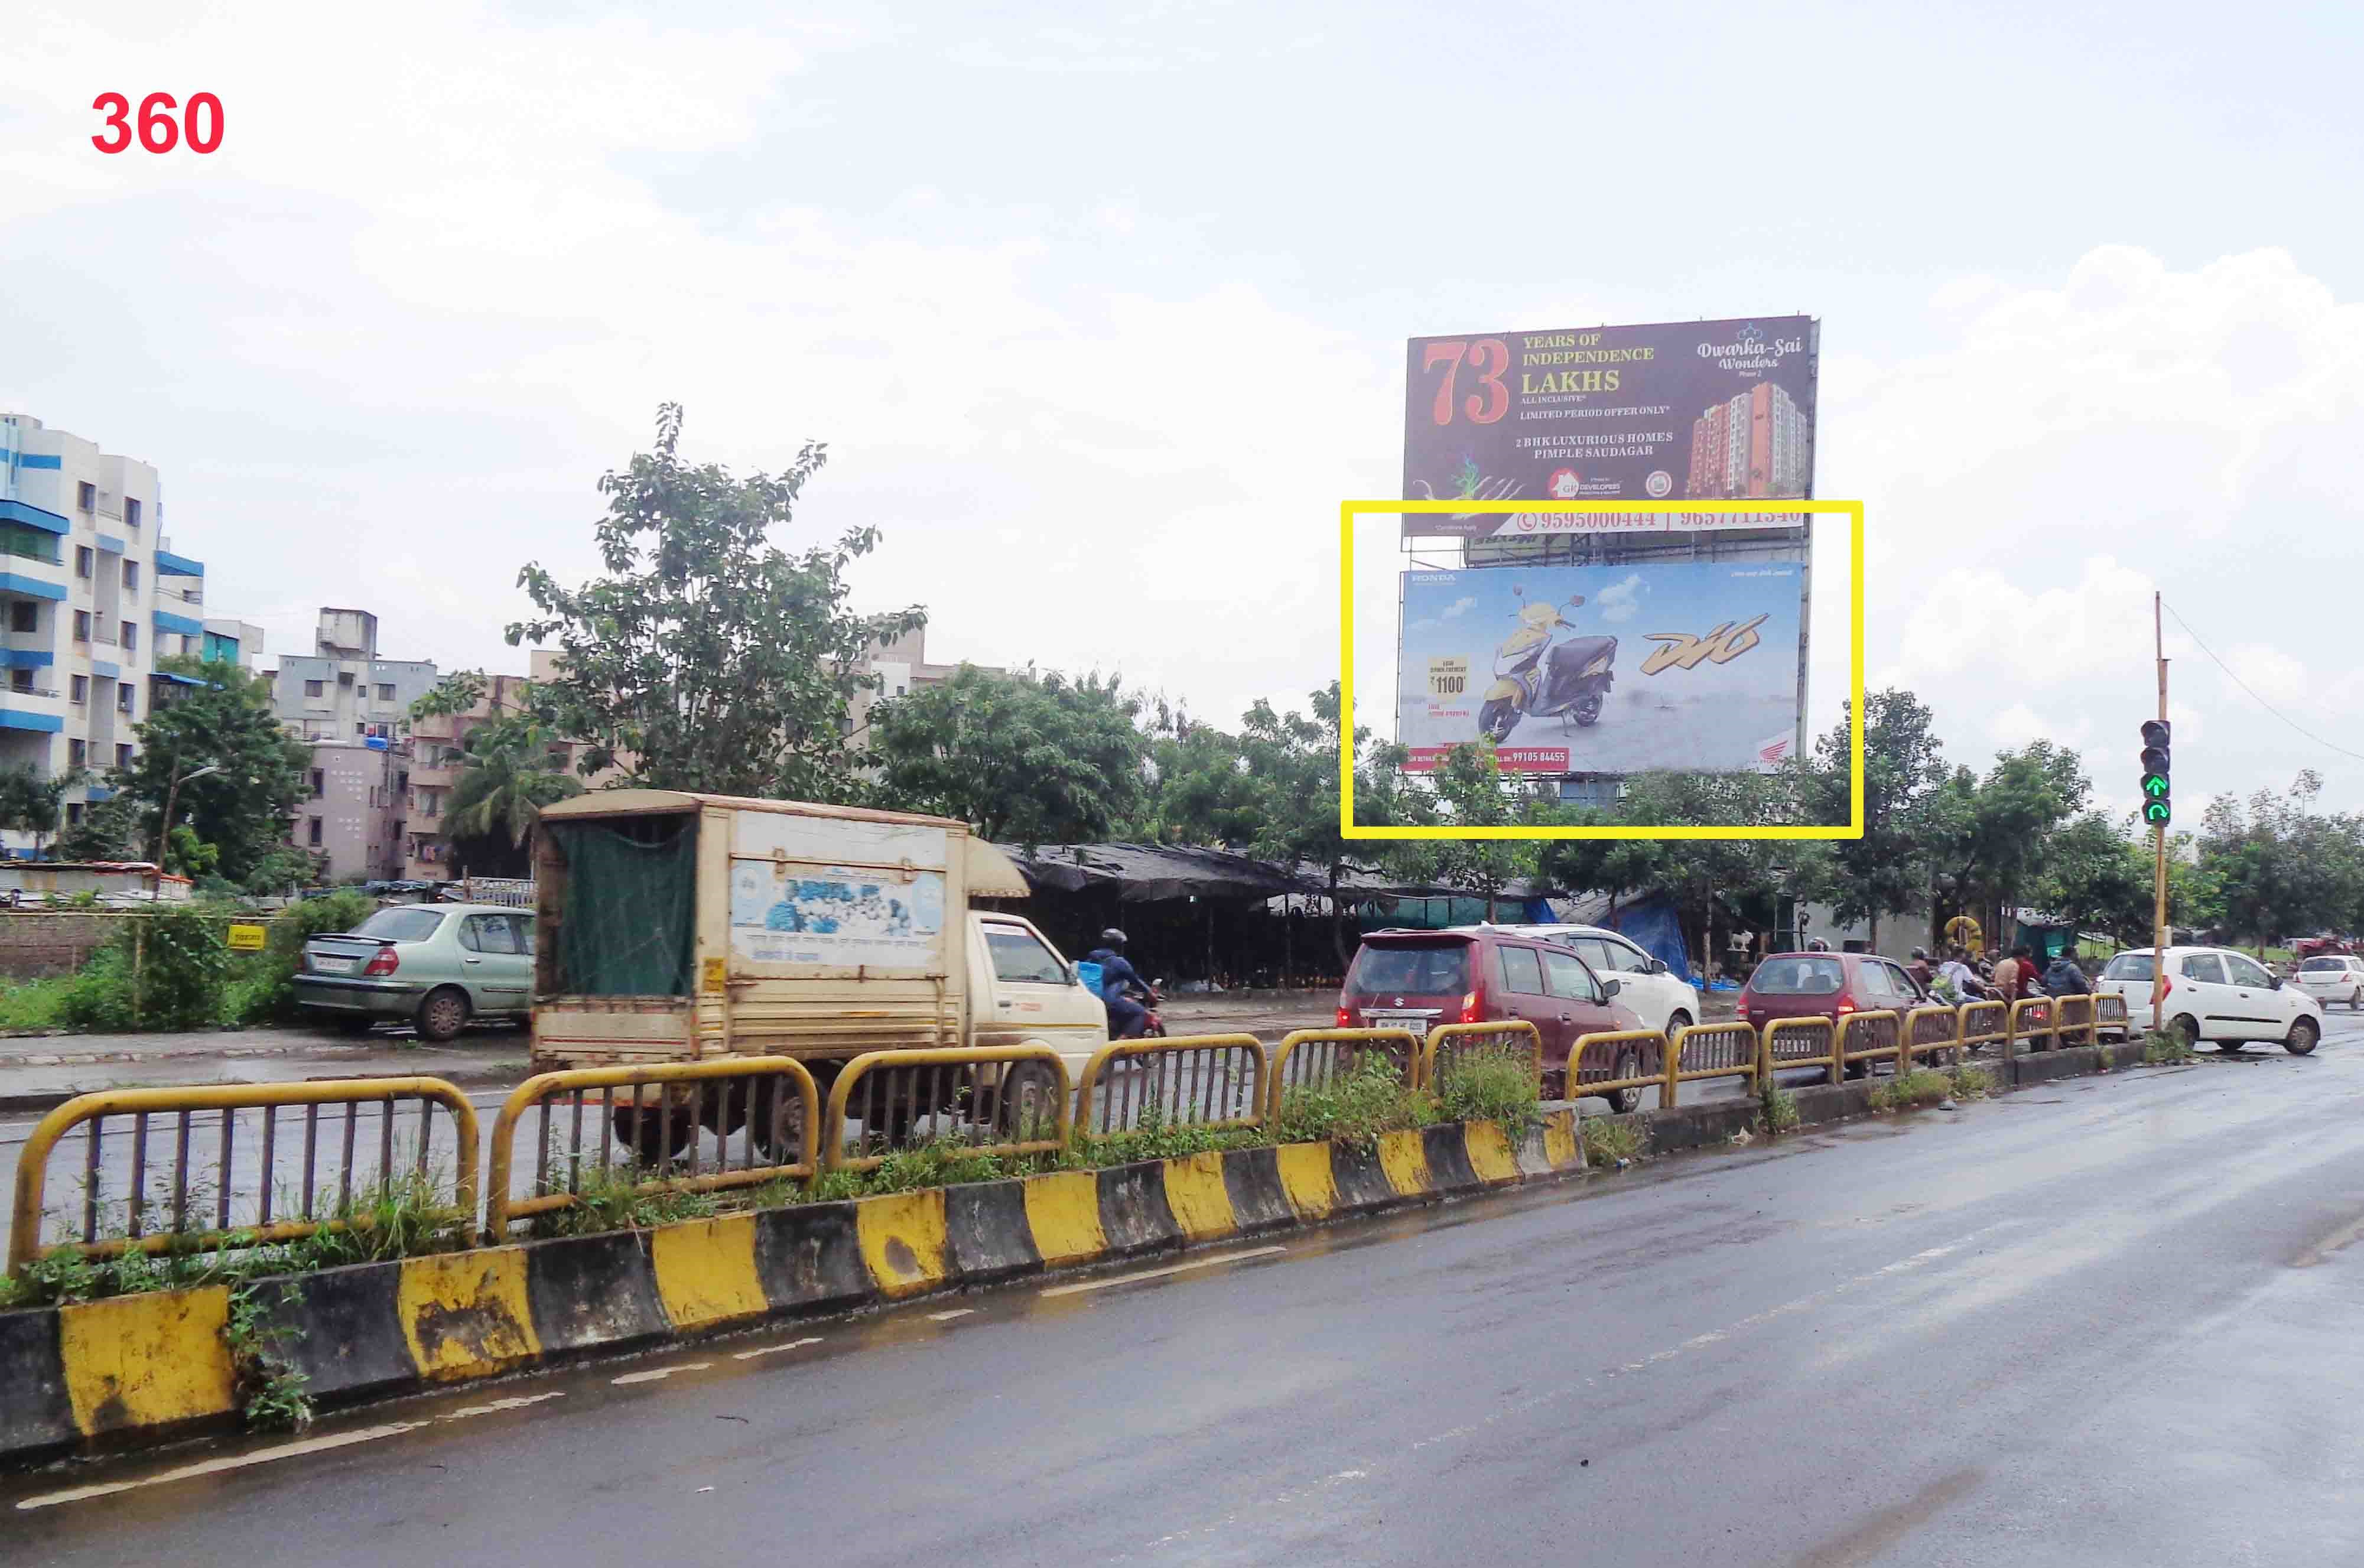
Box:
[2143,800,2171,824]
[2142,773,2169,798]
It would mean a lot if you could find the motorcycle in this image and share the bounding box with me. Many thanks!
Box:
[1133,980,1168,1040]
[1475,590,1618,744]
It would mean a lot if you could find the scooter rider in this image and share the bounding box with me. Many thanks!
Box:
[1085,928,1152,1040]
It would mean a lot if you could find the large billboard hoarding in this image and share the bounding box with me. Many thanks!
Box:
[1397,563,1803,775]
[1403,317,1818,539]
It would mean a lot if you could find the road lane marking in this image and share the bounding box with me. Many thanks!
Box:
[442,1393,565,1420]
[15,1421,430,1511]
[731,1336,821,1361]
[612,1362,712,1385]
[927,1308,975,1321]
[1039,1245,1285,1298]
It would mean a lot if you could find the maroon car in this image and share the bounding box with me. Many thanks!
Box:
[1338,927,1645,1108]
[1738,951,1931,1078]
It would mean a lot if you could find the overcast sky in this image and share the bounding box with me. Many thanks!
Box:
[5,1,2361,825]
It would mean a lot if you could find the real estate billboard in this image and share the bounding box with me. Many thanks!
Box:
[1396,561,1804,775]
[1403,317,1819,539]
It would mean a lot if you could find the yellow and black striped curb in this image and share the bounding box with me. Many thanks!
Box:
[0,1112,1585,1465]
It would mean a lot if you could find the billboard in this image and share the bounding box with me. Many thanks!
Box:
[1402,317,1818,539]
[1396,562,1803,775]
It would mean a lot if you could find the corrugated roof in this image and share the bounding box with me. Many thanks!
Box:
[993,842,1549,905]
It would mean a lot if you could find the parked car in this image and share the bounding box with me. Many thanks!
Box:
[1337,926,1644,1108]
[1498,925,1702,1037]
[2293,954,2364,1011]
[2097,946,2324,1053]
[1737,950,1932,1078]
[295,903,537,1042]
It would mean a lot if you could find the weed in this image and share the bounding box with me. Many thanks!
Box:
[1271,1056,1430,1149]
[1581,1115,1643,1167]
[528,1164,725,1238]
[1947,1065,1993,1101]
[1869,1069,1955,1112]
[2141,1028,2193,1066]
[224,1280,313,1432]
[0,975,73,1032]
[1757,1079,1800,1136]
[1433,1046,1544,1147]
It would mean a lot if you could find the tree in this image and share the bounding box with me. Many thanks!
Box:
[0,763,73,851]
[53,792,144,863]
[1398,744,1549,922]
[441,712,586,868]
[2195,772,2353,952]
[867,666,1148,846]
[1924,741,2091,945]
[2034,812,2155,946]
[510,403,925,802]
[1804,689,1947,948]
[110,659,311,883]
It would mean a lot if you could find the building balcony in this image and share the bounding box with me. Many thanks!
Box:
[411,763,459,789]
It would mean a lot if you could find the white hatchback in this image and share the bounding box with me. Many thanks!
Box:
[2098,946,2326,1054]
[1501,925,1704,1037]
[2293,954,2364,1011]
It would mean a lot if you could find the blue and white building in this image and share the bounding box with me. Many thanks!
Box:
[0,414,256,855]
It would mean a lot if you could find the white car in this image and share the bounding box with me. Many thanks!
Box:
[2098,946,2325,1055]
[2293,954,2364,1011]
[1500,924,1703,1037]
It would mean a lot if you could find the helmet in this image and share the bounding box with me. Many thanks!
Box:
[1100,928,1127,946]
[1911,947,1928,961]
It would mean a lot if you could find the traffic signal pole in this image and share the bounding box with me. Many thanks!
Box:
[2152,591,2169,1026]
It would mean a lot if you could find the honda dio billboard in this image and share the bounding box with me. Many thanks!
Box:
[1403,317,1818,539]
[1397,563,1803,775]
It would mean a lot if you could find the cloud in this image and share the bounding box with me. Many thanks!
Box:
[1440,596,1477,621]
[1595,574,1644,624]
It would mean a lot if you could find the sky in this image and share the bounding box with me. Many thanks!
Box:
[4,0,2362,828]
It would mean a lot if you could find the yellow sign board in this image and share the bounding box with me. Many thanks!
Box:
[701,957,728,993]
[227,923,267,952]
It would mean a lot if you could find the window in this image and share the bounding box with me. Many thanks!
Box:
[116,685,134,717]
[69,675,87,704]
[2100,953,2155,982]
[119,621,135,653]
[76,482,95,512]
[2178,953,2227,985]
[1750,956,1846,996]
[375,682,395,701]
[72,611,89,643]
[1498,945,1547,995]
[309,769,324,798]
[985,924,1068,984]
[68,739,86,768]
[1542,949,1602,1003]
[463,915,522,956]
[353,908,445,942]
[65,802,83,827]
[75,546,92,580]
[2223,954,2275,988]
[1598,938,1654,974]
[121,560,139,592]
[123,497,140,529]
[114,743,132,767]
[2299,957,2358,973]
[304,679,325,698]
[8,669,30,694]
[1345,942,1469,996]
[307,818,323,846]
[422,790,439,819]
[8,600,35,633]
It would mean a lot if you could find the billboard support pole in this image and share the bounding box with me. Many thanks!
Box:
[2151,592,2170,1027]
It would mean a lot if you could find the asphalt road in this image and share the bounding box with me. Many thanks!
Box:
[11,1011,2364,1566]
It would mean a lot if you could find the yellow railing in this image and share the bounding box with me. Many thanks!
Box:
[1667,1021,1761,1103]
[9,1079,479,1271]
[824,1045,1072,1173]
[2008,997,2054,1053]
[483,1058,819,1238]
[1567,1029,1668,1109]
[1902,1004,1964,1068]
[1074,1033,1267,1136]
[2053,993,2096,1048]
[1421,1020,1544,1099]
[1837,1009,1905,1076]
[1267,1028,1419,1118]
[1763,1016,1841,1085]
[1957,1000,2009,1055]
[2094,993,2131,1039]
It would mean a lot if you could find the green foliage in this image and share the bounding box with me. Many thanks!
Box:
[528,1164,724,1238]
[1924,740,2092,935]
[53,791,145,863]
[240,844,323,897]
[1393,744,1550,920]
[1802,689,1949,946]
[442,707,584,850]
[2141,1027,2194,1065]
[510,402,924,802]
[226,890,378,1026]
[410,668,489,722]
[1580,1115,1643,1166]
[1758,1079,1800,1134]
[0,761,73,845]
[1433,1046,1543,1145]
[225,1281,314,1432]
[54,946,140,1031]
[0,975,74,1031]
[1081,1104,1261,1166]
[867,665,1148,845]
[1270,1055,1433,1148]
[2194,772,2364,949]
[108,658,313,884]
[2034,812,2157,946]
[1869,1068,1956,1111]
[1947,1064,1994,1099]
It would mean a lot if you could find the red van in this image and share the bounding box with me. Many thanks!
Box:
[1338,927,1644,1108]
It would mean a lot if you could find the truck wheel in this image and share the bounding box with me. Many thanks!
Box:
[995,1060,1066,1137]
[610,1102,694,1167]
[746,1077,815,1166]
[415,987,470,1043]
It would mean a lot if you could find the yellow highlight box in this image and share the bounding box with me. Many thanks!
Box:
[1339,499,1864,841]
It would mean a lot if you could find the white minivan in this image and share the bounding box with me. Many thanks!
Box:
[1503,924,1703,1037]
[2098,946,2325,1055]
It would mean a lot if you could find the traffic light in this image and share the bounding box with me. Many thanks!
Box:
[2139,719,2171,825]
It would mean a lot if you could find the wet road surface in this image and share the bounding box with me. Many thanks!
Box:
[10,1013,2363,1566]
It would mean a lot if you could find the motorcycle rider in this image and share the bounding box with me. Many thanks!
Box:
[1085,928,1152,1040]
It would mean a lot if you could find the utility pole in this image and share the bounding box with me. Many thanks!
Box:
[2151,593,2170,1026]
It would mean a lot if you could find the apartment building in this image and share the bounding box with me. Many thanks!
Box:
[292,740,409,883]
[1684,381,1812,500]
[847,623,1003,741]
[402,650,621,880]
[268,608,438,742]
[0,414,245,855]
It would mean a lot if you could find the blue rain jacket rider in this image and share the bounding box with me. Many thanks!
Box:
[1085,936,1149,1039]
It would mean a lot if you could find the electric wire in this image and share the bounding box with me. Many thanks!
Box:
[2160,599,2364,765]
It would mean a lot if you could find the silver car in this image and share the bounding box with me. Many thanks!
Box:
[294,903,535,1041]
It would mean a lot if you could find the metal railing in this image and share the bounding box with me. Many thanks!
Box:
[1763,1016,1841,1085]
[2094,993,2131,1039]
[1957,1000,2009,1055]
[1838,1009,1905,1077]
[8,1079,479,1270]
[2008,997,2054,1053]
[1903,1004,1965,1068]
[483,1058,820,1238]
[1567,1028,1668,1107]
[2053,993,2096,1048]
[1421,1020,1543,1098]
[1074,1034,1267,1136]
[824,1045,1072,1173]
[1667,1021,1761,1103]
[1267,1028,1417,1118]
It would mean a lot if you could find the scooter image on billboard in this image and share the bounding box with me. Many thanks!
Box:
[1476,588,1618,744]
